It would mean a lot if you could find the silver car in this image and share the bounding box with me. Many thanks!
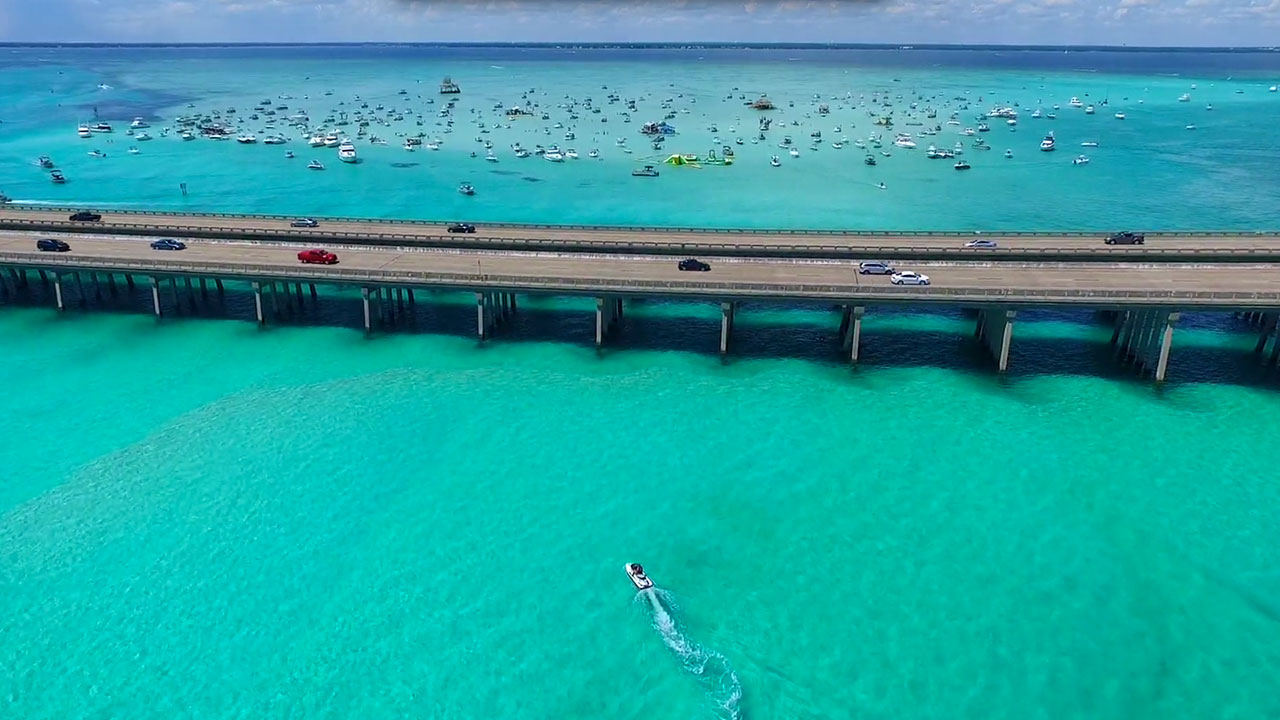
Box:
[890,271,931,286]
[859,261,894,275]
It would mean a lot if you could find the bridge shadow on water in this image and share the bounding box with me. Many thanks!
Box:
[2,280,1277,390]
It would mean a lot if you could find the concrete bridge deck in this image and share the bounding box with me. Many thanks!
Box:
[3,232,1280,308]
[2,206,1279,262]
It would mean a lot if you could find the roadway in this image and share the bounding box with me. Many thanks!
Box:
[4,232,1280,306]
[1,206,1279,261]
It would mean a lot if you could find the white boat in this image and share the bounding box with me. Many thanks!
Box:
[1069,97,1083,107]
[588,149,599,158]
[180,130,194,141]
[485,150,498,162]
[127,147,140,155]
[788,148,800,157]
[1185,124,1197,130]
[236,134,256,144]
[1006,118,1017,126]
[1205,104,1214,111]
[308,160,324,170]
[770,155,781,167]
[263,135,287,144]
[625,564,653,590]
[91,122,113,133]
[1114,112,1125,120]
[893,134,917,148]
[543,151,564,162]
[1004,149,1013,158]
[134,131,152,141]
[130,118,149,129]
[1178,93,1191,102]
[1271,86,1278,93]
[1073,155,1090,165]
[1039,134,1056,152]
[309,135,326,148]
[77,124,91,138]
[403,139,416,151]
[1031,109,1042,119]
[458,183,475,195]
[426,141,440,150]
[324,133,340,147]
[565,148,580,159]
[1085,105,1096,114]
[338,139,357,163]
[1081,141,1099,147]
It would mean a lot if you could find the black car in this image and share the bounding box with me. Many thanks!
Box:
[150,238,187,251]
[447,222,476,233]
[290,218,319,228]
[678,258,711,272]
[69,211,102,222]
[1105,231,1145,245]
[36,238,71,252]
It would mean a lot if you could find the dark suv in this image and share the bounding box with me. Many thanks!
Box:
[447,222,476,233]
[678,258,711,272]
[1105,231,1145,245]
[69,211,102,222]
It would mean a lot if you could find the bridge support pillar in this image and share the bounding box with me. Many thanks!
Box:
[37,270,47,287]
[269,282,281,316]
[199,277,208,297]
[215,278,224,293]
[720,302,736,355]
[405,287,414,304]
[361,287,372,333]
[1154,313,1179,382]
[151,277,162,317]
[252,281,264,325]
[1253,313,1277,354]
[107,273,117,296]
[841,306,865,363]
[125,273,135,290]
[595,296,621,347]
[476,292,487,340]
[310,283,318,299]
[53,274,65,311]
[977,308,1016,372]
[73,273,86,306]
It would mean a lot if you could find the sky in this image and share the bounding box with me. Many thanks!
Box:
[1,0,1278,46]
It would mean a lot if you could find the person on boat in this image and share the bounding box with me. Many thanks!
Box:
[878,182,886,190]
[632,564,644,576]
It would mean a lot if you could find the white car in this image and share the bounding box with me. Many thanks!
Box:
[890,271,930,286]
[964,239,998,248]
[858,261,894,275]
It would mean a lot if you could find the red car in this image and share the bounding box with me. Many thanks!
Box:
[297,248,338,264]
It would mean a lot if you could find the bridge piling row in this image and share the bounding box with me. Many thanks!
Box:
[476,291,516,340]
[1112,310,1180,381]
[720,302,737,355]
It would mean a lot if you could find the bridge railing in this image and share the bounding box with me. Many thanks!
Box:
[5,252,1280,304]
[5,204,1276,238]
[4,219,1280,257]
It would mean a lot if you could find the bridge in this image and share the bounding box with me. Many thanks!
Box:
[2,229,1280,382]
[2,206,1280,262]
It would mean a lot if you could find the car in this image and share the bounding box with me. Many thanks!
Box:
[1105,231,1145,245]
[964,239,998,248]
[68,211,101,222]
[858,261,894,275]
[290,218,319,228]
[297,248,338,264]
[149,238,187,251]
[678,258,711,272]
[447,222,476,233]
[890,271,931,286]
[36,238,70,252]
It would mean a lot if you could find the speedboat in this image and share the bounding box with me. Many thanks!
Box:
[236,134,257,144]
[565,148,579,159]
[631,165,659,177]
[285,150,295,158]
[864,155,876,166]
[134,131,152,141]
[1081,141,1098,147]
[50,170,66,184]
[625,563,653,590]
[91,122,113,133]
[893,134,917,148]
[77,124,91,138]
[770,155,781,167]
[1039,134,1056,152]
[403,139,416,151]
[1073,155,1090,165]
[324,133,340,147]
[180,130,194,141]
[307,160,324,170]
[127,147,140,155]
[588,149,599,158]
[1084,105,1096,114]
[788,148,799,158]
[338,139,357,163]
[1185,124,1197,130]
[263,135,287,144]
[37,155,54,168]
[485,150,498,162]
[88,149,106,158]
[1069,97,1083,107]
[309,135,326,147]
[1114,112,1125,120]
[954,160,971,170]
[1004,149,1013,158]
[130,118,149,129]
[458,182,475,195]
[544,151,564,162]
[1178,93,1191,102]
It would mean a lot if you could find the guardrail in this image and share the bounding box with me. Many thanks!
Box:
[4,204,1277,238]
[5,252,1280,307]
[5,218,1280,261]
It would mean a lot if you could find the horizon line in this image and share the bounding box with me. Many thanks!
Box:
[2,41,1279,52]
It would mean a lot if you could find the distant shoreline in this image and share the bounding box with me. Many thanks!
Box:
[2,42,1279,53]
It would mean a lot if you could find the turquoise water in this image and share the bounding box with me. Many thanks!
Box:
[3,47,1280,719]
[2,46,1279,229]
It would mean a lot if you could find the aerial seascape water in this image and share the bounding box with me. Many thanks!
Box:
[3,45,1280,720]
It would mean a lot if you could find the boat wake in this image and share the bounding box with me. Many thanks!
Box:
[639,588,744,720]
